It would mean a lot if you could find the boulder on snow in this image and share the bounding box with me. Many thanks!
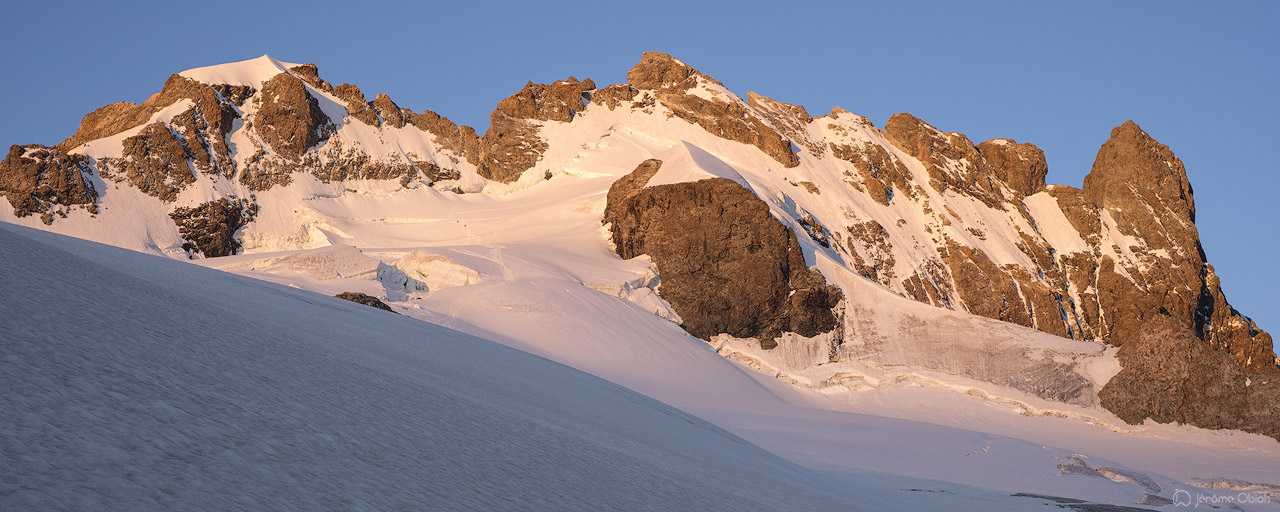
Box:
[335,292,398,314]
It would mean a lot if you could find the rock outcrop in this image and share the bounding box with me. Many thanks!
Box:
[334,292,399,314]
[605,159,842,348]
[1041,121,1277,438]
[406,108,482,159]
[748,91,824,157]
[304,139,419,184]
[883,113,1009,207]
[100,122,196,202]
[0,145,98,224]
[169,198,258,257]
[830,140,915,206]
[495,78,595,123]
[1100,316,1278,440]
[627,52,800,169]
[471,77,596,183]
[976,138,1047,198]
[47,74,245,204]
[471,112,549,184]
[253,74,333,161]
[845,220,895,286]
[876,117,1278,438]
[57,75,242,154]
[1076,121,1272,373]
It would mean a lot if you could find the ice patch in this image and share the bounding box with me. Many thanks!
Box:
[586,267,682,324]
[277,245,381,280]
[385,251,480,298]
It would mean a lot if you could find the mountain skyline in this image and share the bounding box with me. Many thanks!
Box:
[4,4,1280,508]
[3,1,1274,335]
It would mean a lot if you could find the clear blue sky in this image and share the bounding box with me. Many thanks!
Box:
[2,1,1275,339]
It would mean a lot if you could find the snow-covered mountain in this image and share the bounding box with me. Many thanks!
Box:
[3,53,1279,510]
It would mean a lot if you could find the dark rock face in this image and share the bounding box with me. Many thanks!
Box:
[976,138,1047,198]
[411,160,460,183]
[238,149,294,191]
[1077,121,1272,373]
[830,140,915,206]
[236,72,337,190]
[471,78,596,183]
[169,198,258,257]
[254,74,333,161]
[626,52,698,90]
[332,83,380,126]
[473,112,547,184]
[590,83,639,110]
[372,94,407,128]
[1100,317,1278,440]
[58,75,241,154]
[100,122,196,202]
[883,113,1007,207]
[627,52,800,169]
[288,63,326,89]
[870,118,1277,439]
[875,116,1273,379]
[211,84,254,106]
[473,112,549,184]
[74,77,243,203]
[605,159,842,348]
[495,78,595,123]
[170,105,236,178]
[747,91,824,157]
[334,292,399,314]
[406,108,482,160]
[304,139,419,184]
[5,74,250,211]
[845,220,895,286]
[1046,121,1278,440]
[53,75,244,203]
[862,117,1276,439]
[0,145,98,224]
[603,159,664,221]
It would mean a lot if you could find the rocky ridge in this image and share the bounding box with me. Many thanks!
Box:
[0,52,1274,440]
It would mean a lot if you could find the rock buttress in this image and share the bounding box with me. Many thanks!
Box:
[253,73,333,161]
[0,145,98,224]
[472,78,596,183]
[627,52,800,169]
[169,198,258,258]
[604,159,842,348]
[883,113,1010,207]
[1063,121,1277,440]
[976,138,1047,198]
[1100,316,1278,441]
[1079,121,1271,373]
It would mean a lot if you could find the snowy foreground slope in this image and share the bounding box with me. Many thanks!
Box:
[3,213,1278,510]
[1,222,860,511]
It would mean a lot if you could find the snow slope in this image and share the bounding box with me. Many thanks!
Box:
[9,220,1223,512]
[6,217,1279,512]
[179,54,302,88]
[1,222,866,511]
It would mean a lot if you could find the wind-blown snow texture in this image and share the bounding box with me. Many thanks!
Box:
[0,223,858,511]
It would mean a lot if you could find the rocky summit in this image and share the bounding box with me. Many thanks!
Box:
[1,52,1274,441]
